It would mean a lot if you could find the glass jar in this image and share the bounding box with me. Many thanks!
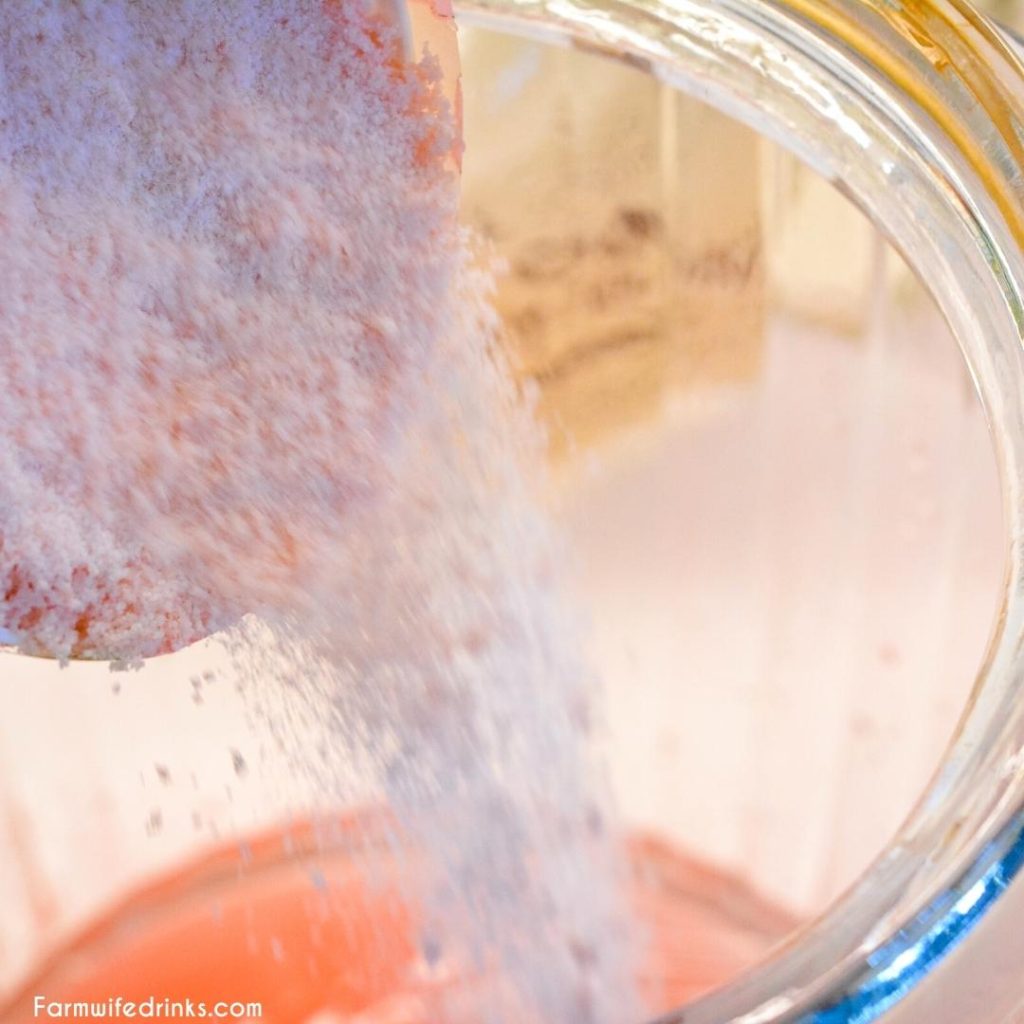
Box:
[4,1,1024,1022]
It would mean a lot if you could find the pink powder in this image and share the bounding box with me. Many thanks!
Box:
[0,4,641,1021]
[0,0,455,659]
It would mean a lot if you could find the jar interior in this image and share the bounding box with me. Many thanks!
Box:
[458,12,1005,1004]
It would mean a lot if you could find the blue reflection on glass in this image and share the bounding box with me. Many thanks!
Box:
[804,815,1024,1023]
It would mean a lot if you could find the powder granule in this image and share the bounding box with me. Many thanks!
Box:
[0,0,456,658]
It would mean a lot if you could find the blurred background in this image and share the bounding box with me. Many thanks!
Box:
[983,0,1024,26]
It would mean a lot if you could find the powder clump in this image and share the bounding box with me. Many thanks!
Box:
[0,0,454,658]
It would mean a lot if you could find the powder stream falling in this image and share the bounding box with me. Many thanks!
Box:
[0,4,641,1021]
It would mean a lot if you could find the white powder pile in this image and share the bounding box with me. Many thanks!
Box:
[0,3,640,1021]
[1,0,455,659]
